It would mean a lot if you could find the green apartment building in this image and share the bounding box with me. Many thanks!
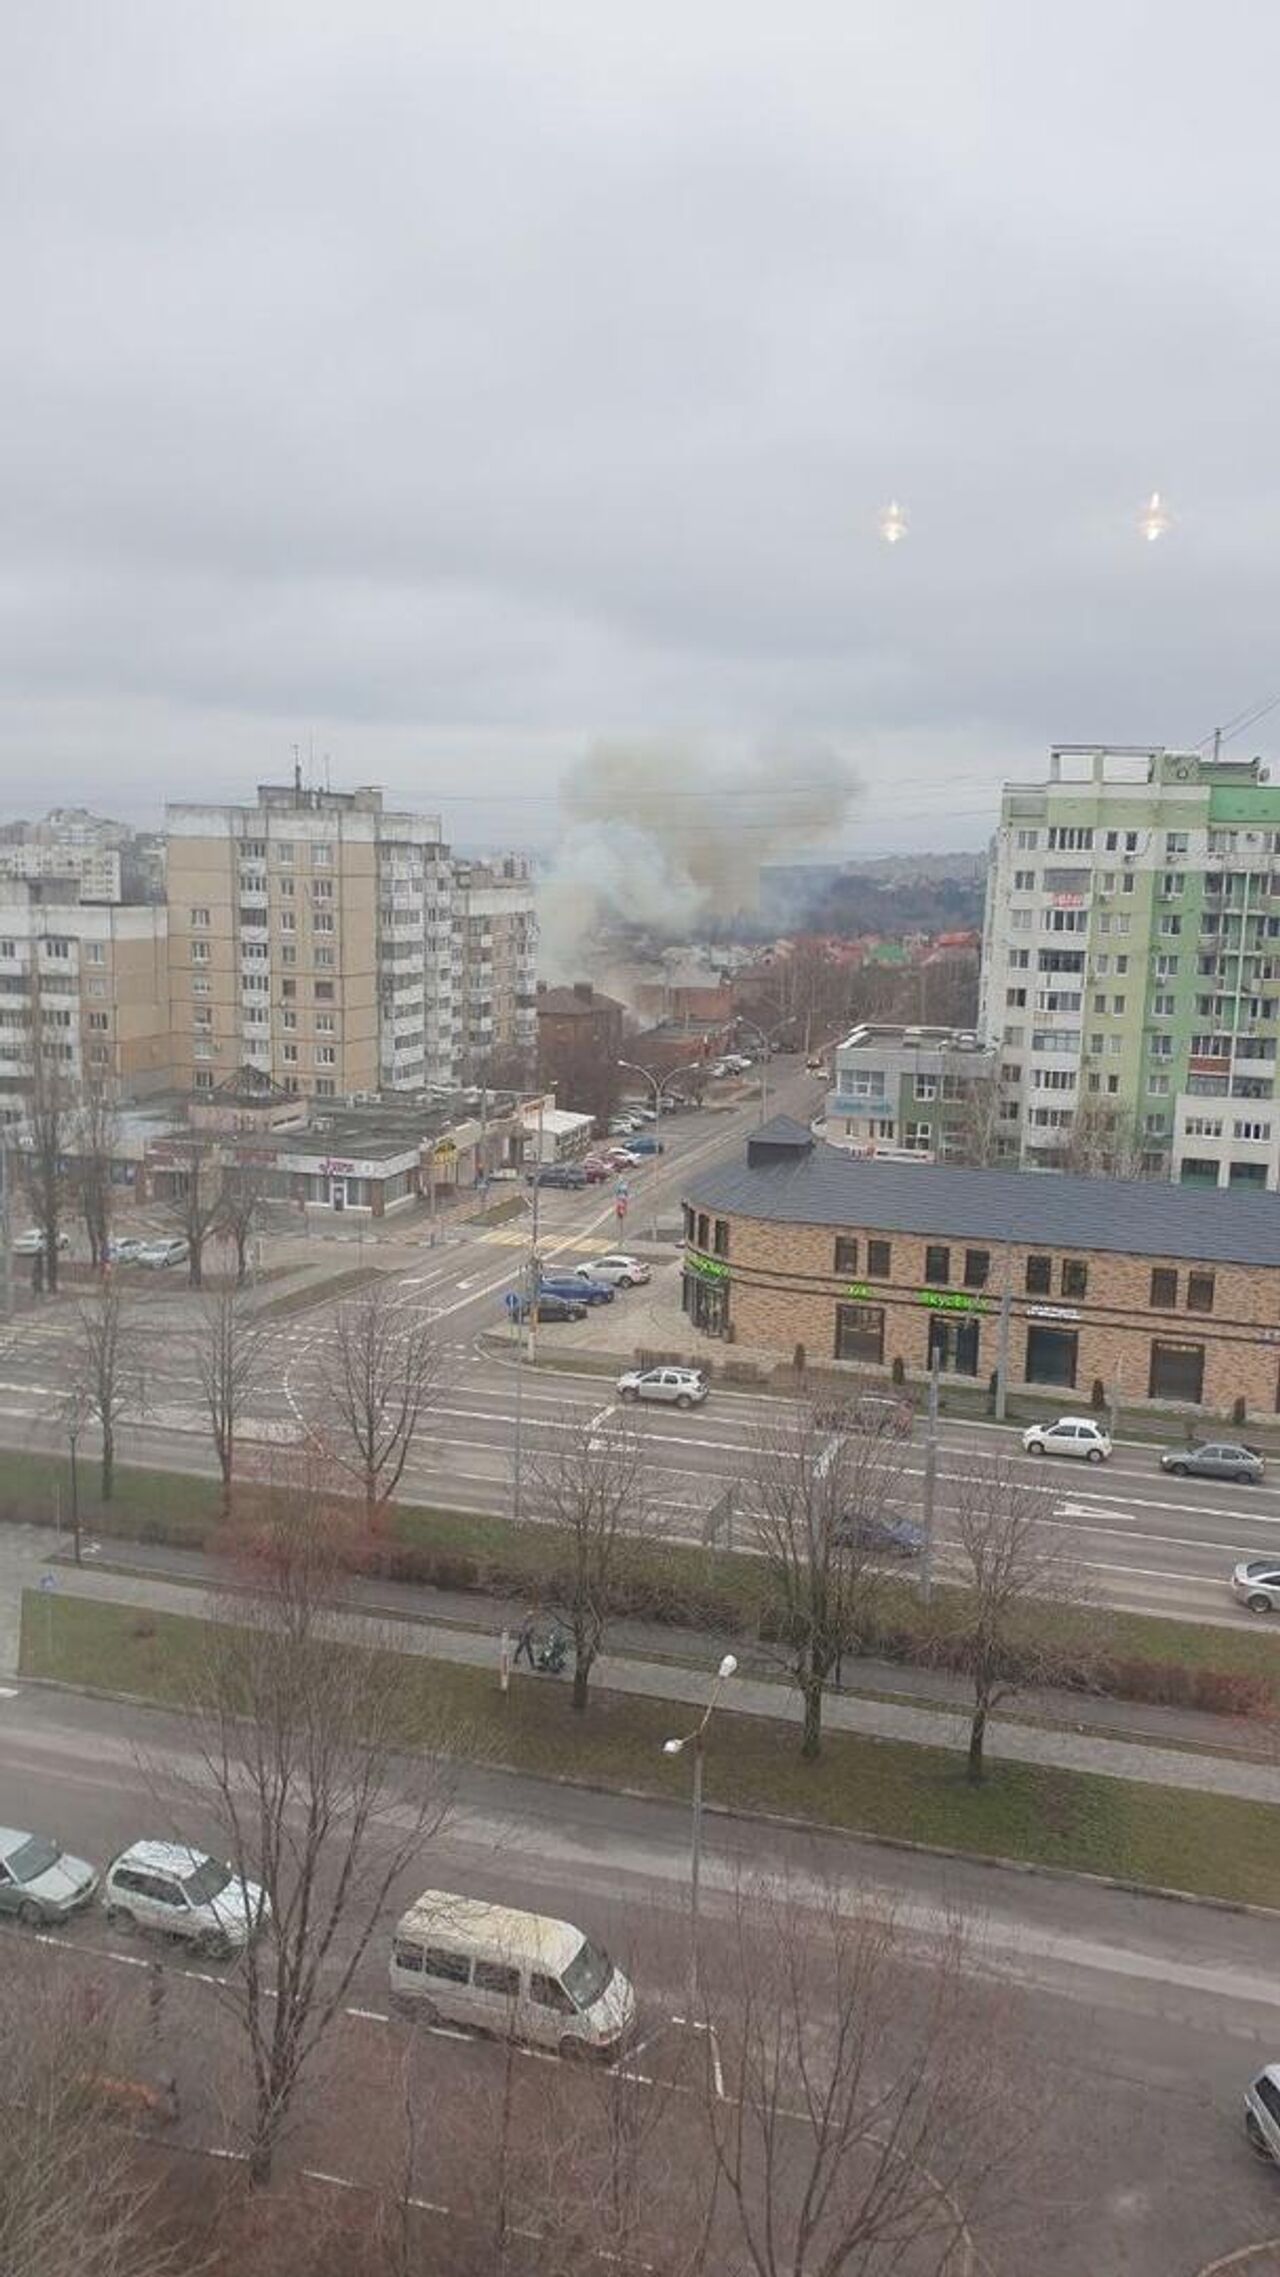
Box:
[979,746,1280,1186]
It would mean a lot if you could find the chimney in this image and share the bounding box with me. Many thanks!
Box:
[536,979,547,996]
[573,982,593,1002]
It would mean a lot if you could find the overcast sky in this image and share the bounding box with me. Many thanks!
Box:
[3,1,1277,854]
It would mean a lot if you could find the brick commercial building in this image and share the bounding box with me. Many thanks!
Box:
[682,1117,1280,1418]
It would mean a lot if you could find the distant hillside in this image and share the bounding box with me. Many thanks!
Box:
[760,855,984,936]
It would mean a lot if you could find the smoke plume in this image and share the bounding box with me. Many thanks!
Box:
[538,736,861,979]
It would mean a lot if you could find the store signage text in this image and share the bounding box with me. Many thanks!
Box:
[1026,1303,1080,1322]
[686,1249,730,1283]
[917,1289,991,1314]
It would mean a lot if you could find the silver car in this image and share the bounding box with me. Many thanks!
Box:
[104,1840,268,1955]
[1233,1560,1280,1615]
[1160,1441,1264,1484]
[584,1255,652,1289]
[1245,2067,1280,2161]
[616,1366,708,1410]
[0,1828,98,1926]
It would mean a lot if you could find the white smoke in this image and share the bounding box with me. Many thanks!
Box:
[538,735,861,980]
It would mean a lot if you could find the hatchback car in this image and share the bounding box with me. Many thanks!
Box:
[136,1238,190,1269]
[626,1135,664,1157]
[106,1235,145,1265]
[12,1228,69,1255]
[538,1275,614,1307]
[605,1147,642,1169]
[1021,1417,1112,1463]
[836,1510,925,1558]
[1161,1441,1264,1484]
[103,1841,268,1955]
[0,1828,98,1926]
[583,1255,651,1289]
[515,1291,588,1324]
[616,1366,708,1409]
[1233,1560,1280,1614]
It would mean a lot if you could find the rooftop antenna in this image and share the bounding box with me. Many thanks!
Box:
[292,744,302,795]
[324,750,331,791]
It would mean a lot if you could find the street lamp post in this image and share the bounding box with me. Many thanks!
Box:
[617,1056,706,1244]
[730,1016,790,1125]
[662,1651,737,2015]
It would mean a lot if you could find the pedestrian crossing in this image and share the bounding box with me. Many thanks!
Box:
[473,1228,607,1254]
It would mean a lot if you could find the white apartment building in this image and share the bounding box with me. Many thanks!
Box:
[0,880,170,1117]
[452,855,538,1076]
[0,843,123,902]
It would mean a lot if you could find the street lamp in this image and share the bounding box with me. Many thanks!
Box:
[663,1651,738,2015]
[616,1056,707,1244]
[731,1015,792,1125]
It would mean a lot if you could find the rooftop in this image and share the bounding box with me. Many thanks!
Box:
[686,1119,1280,1267]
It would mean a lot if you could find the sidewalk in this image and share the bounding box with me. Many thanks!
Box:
[15,1536,1280,1807]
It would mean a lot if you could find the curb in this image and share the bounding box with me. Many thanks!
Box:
[15,1667,1280,1925]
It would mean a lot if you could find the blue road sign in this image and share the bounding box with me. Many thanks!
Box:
[615,1180,629,1198]
[504,1290,522,1317]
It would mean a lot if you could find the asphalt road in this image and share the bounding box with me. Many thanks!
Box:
[5,1680,1280,2276]
[3,1073,1280,1629]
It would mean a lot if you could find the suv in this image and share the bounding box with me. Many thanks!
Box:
[526,1165,588,1191]
[103,1841,268,1955]
[616,1366,708,1409]
[582,1255,650,1289]
[1021,1416,1112,1464]
[516,1291,588,1324]
[539,1274,614,1307]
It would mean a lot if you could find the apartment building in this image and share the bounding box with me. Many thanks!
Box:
[822,1023,999,1160]
[452,854,538,1075]
[980,745,1280,1184]
[0,843,124,902]
[0,880,170,1115]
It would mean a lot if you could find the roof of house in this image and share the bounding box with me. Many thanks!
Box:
[685,1118,1280,1267]
[535,985,624,1017]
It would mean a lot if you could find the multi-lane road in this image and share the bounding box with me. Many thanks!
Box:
[2,1074,1279,1629]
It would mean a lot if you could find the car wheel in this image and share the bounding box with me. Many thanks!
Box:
[618,1276,634,1289]
[17,1899,44,1930]
[1027,1442,1045,1458]
[619,1386,637,1402]
[676,1393,692,1410]
[1240,1471,1257,1484]
[198,1930,234,1961]
[1086,1447,1104,1464]
[1247,1593,1275,1615]
[107,1905,137,1933]
[1168,1461,1189,1477]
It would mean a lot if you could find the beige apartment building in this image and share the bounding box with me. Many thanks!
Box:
[166,781,461,1100]
[0,880,170,1114]
[453,854,538,1075]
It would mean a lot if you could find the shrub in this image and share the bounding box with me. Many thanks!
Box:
[891,1356,906,1387]
[1090,1378,1107,1410]
[1233,1394,1248,1426]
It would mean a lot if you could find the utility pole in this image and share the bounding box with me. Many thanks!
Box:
[994,1245,1012,1422]
[0,1125,11,1325]
[920,1351,940,1607]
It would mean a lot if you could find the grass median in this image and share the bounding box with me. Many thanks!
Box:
[22,1588,1280,1909]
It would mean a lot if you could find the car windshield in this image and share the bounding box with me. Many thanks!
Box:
[181,1856,233,1904]
[7,1835,59,1882]
[562,1937,613,2011]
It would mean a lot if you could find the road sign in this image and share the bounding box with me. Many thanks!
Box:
[615,1197,628,1220]
[504,1290,522,1317]
[38,1572,56,1593]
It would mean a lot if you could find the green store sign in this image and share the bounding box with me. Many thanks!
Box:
[917,1288,991,1314]
[686,1249,730,1283]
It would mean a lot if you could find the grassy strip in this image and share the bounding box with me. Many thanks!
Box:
[253,1265,386,1320]
[22,1590,1280,1908]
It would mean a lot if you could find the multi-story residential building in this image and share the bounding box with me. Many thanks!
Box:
[452,854,538,1076]
[0,843,124,902]
[166,781,462,1100]
[822,1023,999,1161]
[0,880,170,1115]
[980,745,1280,1185]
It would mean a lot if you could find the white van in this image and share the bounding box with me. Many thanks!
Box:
[389,1890,635,2059]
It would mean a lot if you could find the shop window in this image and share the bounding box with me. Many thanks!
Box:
[963,1249,989,1290]
[1025,1254,1051,1295]
[1025,1324,1078,1388]
[712,1218,729,1258]
[928,1314,980,1376]
[866,1239,891,1279]
[1061,1259,1088,1300]
[834,1304,884,1365]
[834,1237,859,1276]
[923,1244,951,1286]
[1186,1272,1215,1315]
[1149,1268,1178,1309]
[1148,1340,1204,1404]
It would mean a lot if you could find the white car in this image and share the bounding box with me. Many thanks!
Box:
[0,1828,98,1926]
[136,1237,190,1269]
[1021,1416,1112,1464]
[1233,1560,1280,1615]
[605,1147,642,1169]
[104,1840,268,1956]
[12,1228,69,1255]
[584,1254,651,1289]
[617,1366,708,1410]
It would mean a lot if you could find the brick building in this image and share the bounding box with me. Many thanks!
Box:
[681,1116,1280,1417]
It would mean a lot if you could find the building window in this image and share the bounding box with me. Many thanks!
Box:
[866,1239,891,1279]
[312,842,333,866]
[1024,1325,1078,1388]
[315,948,334,968]
[279,911,296,932]
[315,1012,335,1035]
[315,1077,336,1096]
[193,1069,214,1091]
[834,1303,884,1365]
[1148,1340,1204,1404]
[1165,832,1189,856]
[191,941,209,963]
[314,1045,336,1066]
[85,942,105,965]
[276,841,294,864]
[923,1245,950,1286]
[963,1249,989,1289]
[1013,869,1035,891]
[315,981,335,1002]
[904,1122,932,1152]
[282,1043,298,1064]
[1006,988,1027,1009]
[1186,1271,1215,1315]
[1061,1259,1088,1300]
[87,1011,109,1032]
[1015,829,1039,849]
[1149,1267,1178,1309]
[1025,1254,1052,1295]
[712,1217,729,1258]
[834,1237,859,1276]
[191,907,210,928]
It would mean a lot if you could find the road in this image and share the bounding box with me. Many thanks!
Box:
[3,1069,1280,1629]
[4,1679,1280,2276]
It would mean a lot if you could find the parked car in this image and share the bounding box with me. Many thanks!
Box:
[0,1827,98,1926]
[539,1274,614,1307]
[1245,2068,1280,2162]
[103,1840,268,1956]
[515,1291,588,1324]
[626,1135,664,1157]
[526,1164,588,1190]
[1160,1440,1264,1483]
[11,1228,69,1255]
[604,1147,642,1169]
[580,1158,611,1183]
[136,1238,190,1269]
[1233,1559,1280,1614]
[836,1509,926,1559]
[608,1117,642,1136]
[616,1366,708,1409]
[814,1393,913,1439]
[390,1890,635,2059]
[106,1235,145,1265]
[1021,1416,1112,1464]
[582,1255,650,1289]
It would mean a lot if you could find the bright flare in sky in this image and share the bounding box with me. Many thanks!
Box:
[878,499,909,544]
[1138,489,1173,541]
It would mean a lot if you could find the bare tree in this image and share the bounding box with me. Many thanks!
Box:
[318,1282,445,1519]
[169,1484,455,2186]
[16,967,76,1294]
[945,1454,1094,1783]
[948,1071,1007,1167]
[75,1076,119,1268]
[218,1159,268,1287]
[69,1279,141,1501]
[531,1410,652,1710]
[0,1965,187,2277]
[702,1877,1030,2277]
[1062,1099,1149,1180]
[748,1406,902,1758]
[165,1138,225,1288]
[191,1289,276,1516]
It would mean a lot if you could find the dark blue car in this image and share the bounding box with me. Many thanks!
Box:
[538,1275,614,1307]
